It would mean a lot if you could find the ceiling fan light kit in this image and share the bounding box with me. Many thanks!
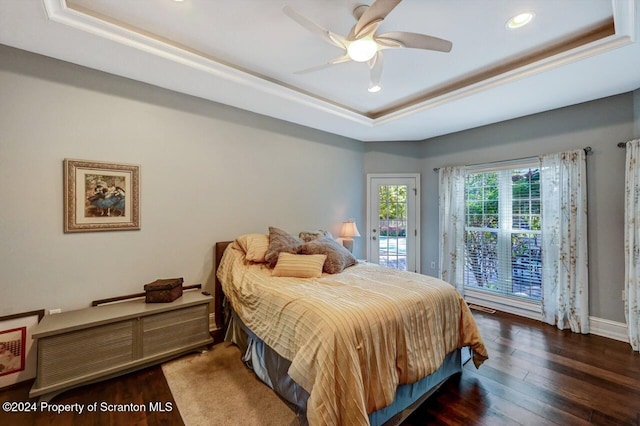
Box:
[347,38,378,62]
[283,0,453,92]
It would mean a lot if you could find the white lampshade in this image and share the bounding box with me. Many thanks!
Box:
[340,221,361,238]
[340,220,360,253]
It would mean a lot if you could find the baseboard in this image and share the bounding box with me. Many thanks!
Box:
[464,289,542,321]
[465,292,630,345]
[589,316,629,343]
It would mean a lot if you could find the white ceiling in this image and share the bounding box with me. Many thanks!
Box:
[1,0,639,141]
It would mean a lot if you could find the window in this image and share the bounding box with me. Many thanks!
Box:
[463,162,541,302]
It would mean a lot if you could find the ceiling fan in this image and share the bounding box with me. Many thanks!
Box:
[283,0,453,92]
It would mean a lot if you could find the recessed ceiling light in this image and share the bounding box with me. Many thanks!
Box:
[506,12,535,29]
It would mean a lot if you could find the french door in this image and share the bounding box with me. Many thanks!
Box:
[367,174,420,273]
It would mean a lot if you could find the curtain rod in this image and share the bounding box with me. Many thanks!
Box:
[618,142,627,148]
[433,146,592,172]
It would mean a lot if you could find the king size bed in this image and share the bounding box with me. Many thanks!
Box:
[213,228,488,426]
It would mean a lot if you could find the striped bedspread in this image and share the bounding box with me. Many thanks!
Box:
[217,241,488,426]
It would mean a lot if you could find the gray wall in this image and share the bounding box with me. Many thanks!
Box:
[363,142,422,173]
[366,93,633,323]
[2,42,636,325]
[0,45,364,316]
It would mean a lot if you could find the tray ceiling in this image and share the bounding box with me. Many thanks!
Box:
[1,0,639,141]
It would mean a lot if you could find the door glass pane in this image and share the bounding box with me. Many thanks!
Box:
[378,184,407,270]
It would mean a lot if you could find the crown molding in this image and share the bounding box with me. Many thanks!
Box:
[41,0,637,133]
[42,0,373,126]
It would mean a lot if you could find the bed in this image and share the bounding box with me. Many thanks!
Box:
[214,231,488,426]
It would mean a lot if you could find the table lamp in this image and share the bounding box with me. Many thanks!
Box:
[340,220,360,253]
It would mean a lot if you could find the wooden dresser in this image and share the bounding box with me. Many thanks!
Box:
[29,291,213,401]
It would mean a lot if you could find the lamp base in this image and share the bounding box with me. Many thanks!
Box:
[342,238,354,253]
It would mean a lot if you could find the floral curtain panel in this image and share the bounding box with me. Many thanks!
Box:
[438,166,466,293]
[624,139,640,351]
[540,149,589,333]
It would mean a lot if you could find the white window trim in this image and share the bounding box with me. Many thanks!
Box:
[465,289,542,321]
[464,160,542,305]
[466,157,539,173]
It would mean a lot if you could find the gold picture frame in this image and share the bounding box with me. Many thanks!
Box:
[64,159,140,232]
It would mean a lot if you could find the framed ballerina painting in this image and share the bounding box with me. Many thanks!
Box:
[64,159,140,232]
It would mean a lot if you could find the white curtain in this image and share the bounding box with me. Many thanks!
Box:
[438,166,466,293]
[624,139,640,351]
[540,149,589,333]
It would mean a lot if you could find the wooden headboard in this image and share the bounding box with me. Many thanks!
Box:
[213,241,233,342]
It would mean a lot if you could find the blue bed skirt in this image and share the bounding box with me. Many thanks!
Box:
[226,312,466,425]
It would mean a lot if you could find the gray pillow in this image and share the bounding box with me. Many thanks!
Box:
[265,227,303,268]
[297,236,356,274]
[299,229,333,242]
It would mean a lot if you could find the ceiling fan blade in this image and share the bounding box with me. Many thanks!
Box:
[283,4,346,49]
[376,31,453,52]
[294,54,351,75]
[352,0,402,39]
[368,51,384,89]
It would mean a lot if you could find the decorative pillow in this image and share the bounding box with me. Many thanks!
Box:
[272,252,327,278]
[265,227,303,268]
[299,229,333,242]
[297,236,357,274]
[235,233,270,263]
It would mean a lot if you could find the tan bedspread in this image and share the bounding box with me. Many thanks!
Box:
[217,242,488,426]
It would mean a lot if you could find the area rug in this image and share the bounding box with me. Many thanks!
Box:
[162,342,298,426]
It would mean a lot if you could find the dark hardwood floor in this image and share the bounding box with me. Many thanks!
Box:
[406,310,640,426]
[1,309,638,425]
[0,366,183,426]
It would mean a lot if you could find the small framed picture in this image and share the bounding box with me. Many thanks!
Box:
[64,159,140,232]
[0,310,44,389]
